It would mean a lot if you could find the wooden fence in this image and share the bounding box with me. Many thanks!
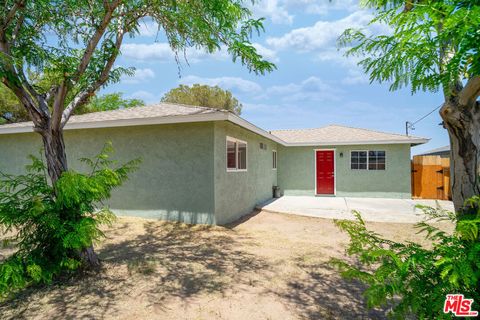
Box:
[411,155,451,200]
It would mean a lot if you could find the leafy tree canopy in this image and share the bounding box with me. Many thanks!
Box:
[75,92,144,115]
[339,0,480,96]
[161,84,242,114]
[0,85,144,123]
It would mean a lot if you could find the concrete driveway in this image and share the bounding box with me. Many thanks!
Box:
[257,196,455,223]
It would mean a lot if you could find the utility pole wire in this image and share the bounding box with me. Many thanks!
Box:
[406,104,443,136]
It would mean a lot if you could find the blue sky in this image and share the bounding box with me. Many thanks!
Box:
[105,0,449,155]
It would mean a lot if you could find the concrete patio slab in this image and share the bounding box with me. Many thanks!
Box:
[257,196,455,223]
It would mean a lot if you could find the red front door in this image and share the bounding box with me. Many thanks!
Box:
[316,150,335,195]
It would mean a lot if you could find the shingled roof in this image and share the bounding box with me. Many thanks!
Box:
[0,103,224,131]
[0,103,428,146]
[270,125,427,146]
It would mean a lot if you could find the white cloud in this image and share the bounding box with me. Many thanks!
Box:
[341,69,370,85]
[179,75,262,93]
[265,11,389,85]
[252,0,293,25]
[284,0,358,16]
[267,76,343,102]
[314,47,369,85]
[266,11,374,52]
[122,43,228,63]
[136,20,160,37]
[121,68,155,84]
[251,0,359,24]
[252,43,279,63]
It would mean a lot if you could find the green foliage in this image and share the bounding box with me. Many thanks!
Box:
[0,0,275,105]
[0,83,29,124]
[339,0,480,95]
[0,88,144,123]
[75,92,145,115]
[0,143,140,299]
[161,84,243,114]
[331,199,480,318]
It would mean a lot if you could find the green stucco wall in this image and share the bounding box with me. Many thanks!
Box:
[0,122,217,224]
[213,122,278,224]
[277,144,412,199]
[0,120,413,226]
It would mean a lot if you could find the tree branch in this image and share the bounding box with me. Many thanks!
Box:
[51,83,68,130]
[61,26,126,126]
[1,0,25,31]
[458,76,480,107]
[72,0,121,83]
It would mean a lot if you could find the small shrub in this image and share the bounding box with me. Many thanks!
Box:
[0,143,140,299]
[331,198,480,319]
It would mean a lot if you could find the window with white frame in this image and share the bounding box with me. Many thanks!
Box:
[272,150,277,169]
[368,151,386,170]
[226,137,247,171]
[351,150,386,170]
[351,151,367,170]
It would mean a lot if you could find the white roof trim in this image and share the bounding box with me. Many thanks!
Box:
[227,113,285,145]
[0,111,428,146]
[283,139,429,147]
[0,112,228,134]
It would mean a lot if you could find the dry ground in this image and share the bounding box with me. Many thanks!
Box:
[0,211,452,320]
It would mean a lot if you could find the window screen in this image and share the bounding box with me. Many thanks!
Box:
[227,140,237,170]
[351,151,367,170]
[368,151,386,170]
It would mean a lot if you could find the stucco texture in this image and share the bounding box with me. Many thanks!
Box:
[213,121,278,224]
[0,122,216,224]
[277,144,412,199]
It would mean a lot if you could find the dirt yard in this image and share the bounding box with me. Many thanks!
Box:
[0,211,451,319]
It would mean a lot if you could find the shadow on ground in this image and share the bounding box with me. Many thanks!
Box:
[270,258,387,319]
[0,213,390,319]
[0,220,269,319]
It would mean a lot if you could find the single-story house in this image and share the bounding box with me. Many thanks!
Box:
[0,103,428,225]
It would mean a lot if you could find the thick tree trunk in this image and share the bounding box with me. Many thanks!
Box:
[39,127,100,268]
[40,128,68,185]
[440,101,480,213]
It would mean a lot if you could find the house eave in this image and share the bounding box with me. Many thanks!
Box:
[281,139,430,147]
[0,112,230,135]
[0,112,429,147]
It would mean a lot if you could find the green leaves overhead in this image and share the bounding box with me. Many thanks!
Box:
[1,0,275,99]
[339,0,480,96]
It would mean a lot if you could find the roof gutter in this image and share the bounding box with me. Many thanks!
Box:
[0,112,429,147]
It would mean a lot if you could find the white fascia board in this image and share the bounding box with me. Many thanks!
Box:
[0,112,229,135]
[226,113,286,145]
[282,138,430,147]
[0,111,429,147]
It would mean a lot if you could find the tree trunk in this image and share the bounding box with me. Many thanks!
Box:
[440,101,480,212]
[40,128,68,185]
[39,127,101,268]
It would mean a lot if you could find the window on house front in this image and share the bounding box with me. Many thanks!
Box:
[226,137,247,171]
[351,151,367,170]
[351,150,386,170]
[272,150,277,169]
[368,151,386,170]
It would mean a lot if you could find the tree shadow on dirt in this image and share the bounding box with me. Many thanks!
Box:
[0,220,270,319]
[269,258,388,319]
